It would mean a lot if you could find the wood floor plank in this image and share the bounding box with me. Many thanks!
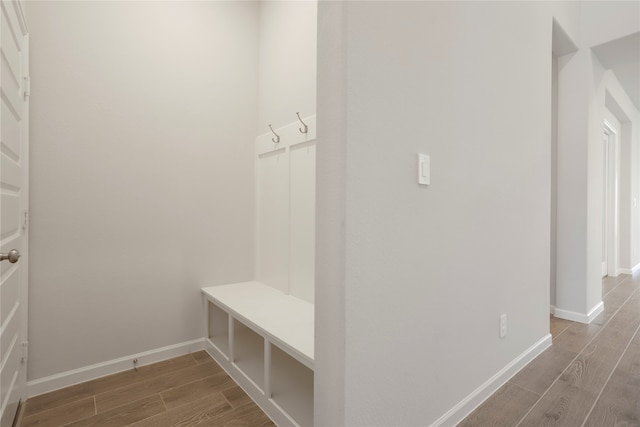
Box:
[222,385,254,409]
[95,360,224,413]
[191,350,214,365]
[509,345,577,395]
[64,395,165,427]
[606,291,640,330]
[129,394,232,427]
[602,274,628,296]
[23,381,99,417]
[21,396,95,427]
[553,322,602,354]
[583,331,640,427]
[206,402,275,427]
[458,382,540,427]
[133,398,274,427]
[550,316,574,339]
[517,361,602,425]
[592,281,640,327]
[24,354,198,416]
[161,371,236,410]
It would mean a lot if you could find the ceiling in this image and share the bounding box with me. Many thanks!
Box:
[592,32,640,112]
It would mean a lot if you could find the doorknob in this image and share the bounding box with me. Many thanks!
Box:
[0,249,21,263]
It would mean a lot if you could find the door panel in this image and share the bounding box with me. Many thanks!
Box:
[1,194,20,238]
[0,1,28,426]
[0,268,17,327]
[1,104,19,156]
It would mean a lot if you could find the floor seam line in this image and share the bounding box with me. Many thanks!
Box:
[603,274,631,298]
[506,380,542,397]
[552,322,574,340]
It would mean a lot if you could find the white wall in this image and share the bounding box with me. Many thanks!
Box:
[26,1,259,381]
[257,0,317,131]
[580,1,640,48]
[316,1,639,424]
[317,2,561,424]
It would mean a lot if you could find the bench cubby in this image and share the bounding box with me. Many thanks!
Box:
[207,301,229,358]
[202,281,314,426]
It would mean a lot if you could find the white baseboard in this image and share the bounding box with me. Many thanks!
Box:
[554,301,604,324]
[430,333,552,427]
[617,262,640,275]
[26,338,205,398]
[550,305,556,315]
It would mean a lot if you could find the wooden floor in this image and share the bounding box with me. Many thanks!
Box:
[18,274,639,427]
[460,273,640,426]
[19,351,275,427]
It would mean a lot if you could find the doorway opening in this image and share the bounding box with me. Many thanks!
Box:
[602,114,620,278]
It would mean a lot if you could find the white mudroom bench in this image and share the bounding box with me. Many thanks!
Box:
[202,281,314,426]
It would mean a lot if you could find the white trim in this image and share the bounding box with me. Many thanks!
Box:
[26,339,204,398]
[554,301,604,324]
[430,334,552,427]
[617,262,640,275]
[550,305,556,315]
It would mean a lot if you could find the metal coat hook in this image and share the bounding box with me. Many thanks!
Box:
[269,124,280,143]
[296,112,308,134]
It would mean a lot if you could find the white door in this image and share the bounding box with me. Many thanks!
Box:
[0,1,28,426]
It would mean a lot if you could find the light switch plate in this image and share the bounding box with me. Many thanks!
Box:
[418,153,430,186]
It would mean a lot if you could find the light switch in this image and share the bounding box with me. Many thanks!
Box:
[418,153,430,186]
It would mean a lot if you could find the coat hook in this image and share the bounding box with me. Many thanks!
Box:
[296,112,308,134]
[269,124,280,143]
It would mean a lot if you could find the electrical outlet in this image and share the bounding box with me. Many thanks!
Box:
[499,314,507,339]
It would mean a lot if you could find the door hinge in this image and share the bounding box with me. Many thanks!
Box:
[21,341,28,364]
[23,76,30,99]
[22,210,28,230]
